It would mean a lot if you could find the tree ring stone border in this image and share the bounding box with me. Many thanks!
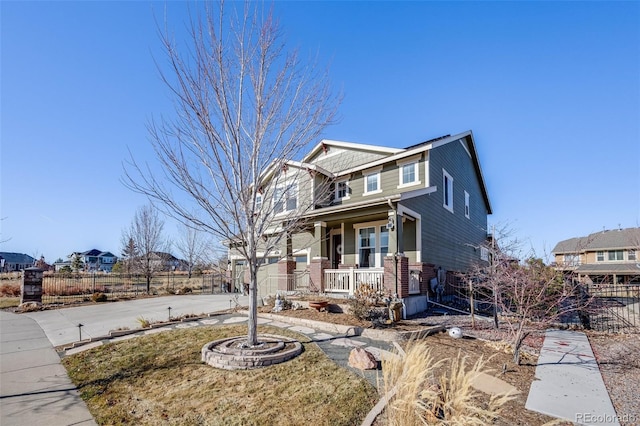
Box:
[201,333,303,370]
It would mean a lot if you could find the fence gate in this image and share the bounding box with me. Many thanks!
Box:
[588,284,639,333]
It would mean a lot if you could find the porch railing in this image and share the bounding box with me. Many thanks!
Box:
[256,271,310,297]
[324,268,385,295]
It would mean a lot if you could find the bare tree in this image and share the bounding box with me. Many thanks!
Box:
[175,224,210,278]
[123,1,339,345]
[466,228,592,365]
[122,204,166,293]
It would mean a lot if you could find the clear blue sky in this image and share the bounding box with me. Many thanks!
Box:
[2,1,639,263]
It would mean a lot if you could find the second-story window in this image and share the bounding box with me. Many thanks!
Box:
[335,180,350,200]
[362,166,382,196]
[365,173,379,194]
[274,182,297,214]
[443,169,454,212]
[401,162,417,185]
[464,191,470,219]
[608,250,624,261]
[629,250,637,261]
[597,251,604,262]
[255,194,263,212]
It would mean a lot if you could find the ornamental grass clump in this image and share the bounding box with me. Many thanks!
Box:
[382,342,515,425]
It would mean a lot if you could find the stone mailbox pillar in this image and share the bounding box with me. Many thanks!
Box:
[21,267,43,304]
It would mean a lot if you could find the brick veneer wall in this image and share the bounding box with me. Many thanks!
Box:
[277,259,295,292]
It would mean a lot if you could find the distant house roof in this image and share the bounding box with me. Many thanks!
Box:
[553,228,640,254]
[151,252,180,261]
[0,252,36,264]
[98,251,116,258]
[82,249,102,256]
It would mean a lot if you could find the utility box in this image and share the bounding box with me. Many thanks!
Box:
[21,267,43,304]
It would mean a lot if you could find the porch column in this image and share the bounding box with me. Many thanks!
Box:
[278,233,295,292]
[309,259,330,293]
[384,254,409,298]
[310,221,328,293]
[311,221,328,259]
[388,211,404,256]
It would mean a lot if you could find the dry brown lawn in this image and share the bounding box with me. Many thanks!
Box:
[62,324,378,425]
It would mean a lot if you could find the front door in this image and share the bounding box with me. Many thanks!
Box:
[332,234,342,269]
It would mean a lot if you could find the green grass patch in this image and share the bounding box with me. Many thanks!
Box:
[62,325,378,425]
[0,297,20,309]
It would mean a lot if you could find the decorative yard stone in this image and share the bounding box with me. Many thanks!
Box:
[348,347,377,370]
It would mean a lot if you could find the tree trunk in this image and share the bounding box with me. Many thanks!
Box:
[247,266,259,346]
[513,328,530,365]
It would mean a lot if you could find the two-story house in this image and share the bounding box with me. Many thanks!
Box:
[58,249,118,272]
[553,227,640,285]
[228,130,492,316]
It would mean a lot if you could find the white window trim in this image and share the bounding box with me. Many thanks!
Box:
[424,151,430,188]
[397,204,422,261]
[353,219,388,268]
[363,166,383,196]
[335,179,351,201]
[443,169,454,213]
[397,158,421,189]
[273,180,298,216]
[464,190,470,219]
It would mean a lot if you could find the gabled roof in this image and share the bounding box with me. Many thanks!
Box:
[82,249,102,256]
[302,139,403,164]
[329,131,492,214]
[0,252,35,264]
[553,227,640,254]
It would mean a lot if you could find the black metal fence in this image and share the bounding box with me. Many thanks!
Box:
[587,284,639,333]
[40,272,231,305]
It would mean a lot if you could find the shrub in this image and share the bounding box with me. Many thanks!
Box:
[91,292,108,303]
[136,316,151,328]
[349,284,390,321]
[0,283,21,297]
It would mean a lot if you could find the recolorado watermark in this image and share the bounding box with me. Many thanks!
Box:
[576,412,637,424]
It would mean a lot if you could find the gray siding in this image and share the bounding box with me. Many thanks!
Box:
[401,137,489,272]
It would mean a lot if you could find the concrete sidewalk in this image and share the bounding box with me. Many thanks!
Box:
[526,329,620,425]
[0,311,96,426]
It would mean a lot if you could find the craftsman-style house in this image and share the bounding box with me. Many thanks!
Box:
[228,131,492,316]
[553,227,640,284]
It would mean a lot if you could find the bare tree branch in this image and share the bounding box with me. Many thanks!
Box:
[122,1,340,345]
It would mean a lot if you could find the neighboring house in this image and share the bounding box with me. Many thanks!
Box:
[228,130,492,316]
[552,227,640,285]
[56,249,118,272]
[148,252,188,272]
[0,252,36,272]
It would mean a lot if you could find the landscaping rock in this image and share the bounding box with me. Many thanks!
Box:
[348,347,377,370]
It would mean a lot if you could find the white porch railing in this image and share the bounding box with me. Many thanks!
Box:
[256,271,310,297]
[324,268,385,296]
